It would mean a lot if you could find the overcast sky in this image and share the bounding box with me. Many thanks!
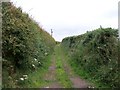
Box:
[10,0,119,41]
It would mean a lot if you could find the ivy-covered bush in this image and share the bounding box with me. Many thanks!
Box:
[2,2,55,87]
[61,27,119,88]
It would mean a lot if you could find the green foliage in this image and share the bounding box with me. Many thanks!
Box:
[16,54,52,88]
[2,2,55,88]
[61,27,119,88]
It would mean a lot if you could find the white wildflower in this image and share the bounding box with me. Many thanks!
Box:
[38,62,41,64]
[88,86,91,88]
[23,75,27,77]
[23,75,28,79]
[20,78,24,81]
[34,58,37,61]
[32,64,35,67]
[24,77,28,80]
[45,53,48,56]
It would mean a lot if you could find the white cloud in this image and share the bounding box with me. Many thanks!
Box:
[10,0,119,41]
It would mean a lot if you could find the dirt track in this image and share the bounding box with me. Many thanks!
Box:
[42,45,92,88]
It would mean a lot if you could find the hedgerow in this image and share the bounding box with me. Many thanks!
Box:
[2,2,55,88]
[61,27,119,88]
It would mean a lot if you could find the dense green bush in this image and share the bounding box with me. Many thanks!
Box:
[61,27,119,88]
[2,2,55,87]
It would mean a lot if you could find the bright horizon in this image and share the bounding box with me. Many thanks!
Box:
[10,0,118,41]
